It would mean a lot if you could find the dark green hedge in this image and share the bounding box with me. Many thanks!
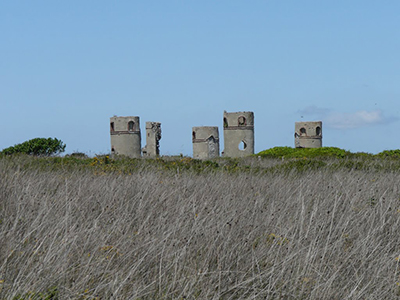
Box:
[1,138,66,156]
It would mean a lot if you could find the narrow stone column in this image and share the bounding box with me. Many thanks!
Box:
[142,122,162,157]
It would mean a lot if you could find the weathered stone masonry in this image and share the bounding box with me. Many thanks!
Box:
[223,111,255,158]
[109,114,324,159]
[110,116,142,158]
[192,126,219,159]
[142,122,162,158]
[294,121,322,148]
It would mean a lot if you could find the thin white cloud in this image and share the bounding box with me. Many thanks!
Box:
[298,105,331,116]
[326,110,386,129]
[297,106,398,130]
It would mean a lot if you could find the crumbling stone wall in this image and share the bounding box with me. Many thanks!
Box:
[142,122,162,157]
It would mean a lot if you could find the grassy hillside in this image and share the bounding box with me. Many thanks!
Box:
[1,153,400,299]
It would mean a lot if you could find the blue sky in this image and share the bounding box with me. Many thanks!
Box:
[1,1,400,156]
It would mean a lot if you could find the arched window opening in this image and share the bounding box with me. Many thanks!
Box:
[110,122,115,132]
[316,126,321,136]
[300,127,306,135]
[192,131,196,140]
[238,140,247,151]
[238,116,246,126]
[128,121,135,131]
[223,118,228,128]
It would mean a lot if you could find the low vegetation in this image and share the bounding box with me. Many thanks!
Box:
[1,148,400,299]
[258,146,367,159]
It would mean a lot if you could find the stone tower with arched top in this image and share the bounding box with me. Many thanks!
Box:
[110,116,142,158]
[294,121,322,148]
[222,111,254,157]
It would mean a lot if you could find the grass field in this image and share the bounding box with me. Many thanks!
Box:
[1,151,400,299]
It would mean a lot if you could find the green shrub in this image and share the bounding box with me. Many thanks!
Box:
[376,149,400,159]
[66,152,88,158]
[256,146,296,158]
[257,147,352,159]
[1,138,66,156]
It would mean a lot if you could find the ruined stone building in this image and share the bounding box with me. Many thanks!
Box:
[192,126,219,159]
[142,122,162,157]
[110,116,142,158]
[294,121,322,148]
[109,113,326,159]
[223,111,254,158]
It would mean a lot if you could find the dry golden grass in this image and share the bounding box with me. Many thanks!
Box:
[1,155,400,299]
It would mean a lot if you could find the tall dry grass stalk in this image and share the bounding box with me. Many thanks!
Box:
[1,157,400,299]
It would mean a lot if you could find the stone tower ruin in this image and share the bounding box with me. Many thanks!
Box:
[110,116,141,158]
[192,126,219,159]
[142,122,162,157]
[223,111,254,157]
[294,121,322,148]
